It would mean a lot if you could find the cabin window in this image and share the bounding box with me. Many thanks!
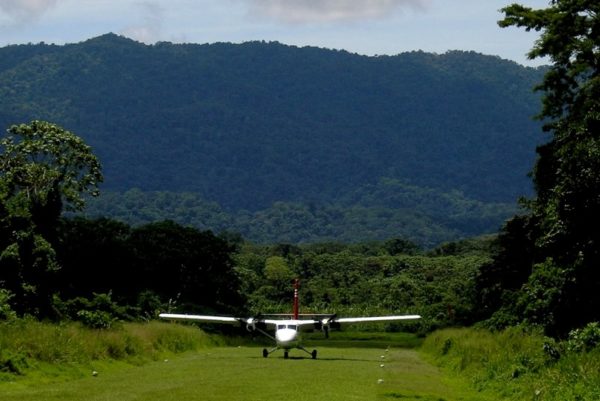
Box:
[278,325,286,330]
[288,325,297,330]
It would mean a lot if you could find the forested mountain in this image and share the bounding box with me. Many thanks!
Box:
[81,186,515,247]
[0,34,544,244]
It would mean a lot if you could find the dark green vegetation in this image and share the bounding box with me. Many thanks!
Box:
[423,325,600,401]
[0,124,489,329]
[234,238,493,332]
[0,35,545,244]
[0,122,242,321]
[80,187,516,247]
[0,127,493,337]
[5,211,495,330]
[476,0,600,336]
[0,121,103,317]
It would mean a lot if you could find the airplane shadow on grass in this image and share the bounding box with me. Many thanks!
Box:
[247,355,376,362]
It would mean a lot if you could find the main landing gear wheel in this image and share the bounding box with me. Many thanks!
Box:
[311,350,317,359]
[284,351,289,359]
[262,348,268,358]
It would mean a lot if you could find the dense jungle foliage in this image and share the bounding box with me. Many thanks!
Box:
[0,119,488,329]
[3,212,493,333]
[0,124,488,328]
[476,0,600,337]
[79,188,515,247]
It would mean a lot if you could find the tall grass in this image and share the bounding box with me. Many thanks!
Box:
[0,319,219,380]
[421,327,600,400]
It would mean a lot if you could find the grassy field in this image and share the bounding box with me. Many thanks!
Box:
[0,345,490,401]
[0,321,498,400]
[11,320,598,400]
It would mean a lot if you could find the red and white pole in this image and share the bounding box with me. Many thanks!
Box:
[293,278,299,320]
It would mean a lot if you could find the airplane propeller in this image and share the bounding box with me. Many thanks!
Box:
[320,314,338,338]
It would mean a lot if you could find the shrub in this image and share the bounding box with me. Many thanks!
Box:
[136,290,164,319]
[0,350,28,376]
[567,322,600,352]
[76,310,115,329]
[422,326,600,401]
[0,289,17,321]
[55,292,135,326]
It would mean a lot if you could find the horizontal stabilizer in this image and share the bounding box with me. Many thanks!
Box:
[261,313,336,319]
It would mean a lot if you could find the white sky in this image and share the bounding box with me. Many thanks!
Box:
[0,0,550,66]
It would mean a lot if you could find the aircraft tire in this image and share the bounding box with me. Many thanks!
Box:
[312,350,317,359]
[262,348,268,358]
[284,351,289,359]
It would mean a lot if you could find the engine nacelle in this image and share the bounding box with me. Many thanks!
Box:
[246,317,257,332]
[321,318,330,338]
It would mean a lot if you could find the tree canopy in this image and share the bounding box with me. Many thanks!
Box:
[0,121,102,230]
[477,1,600,335]
[0,121,102,316]
[499,1,599,124]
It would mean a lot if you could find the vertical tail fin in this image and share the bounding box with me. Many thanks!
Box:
[293,278,299,320]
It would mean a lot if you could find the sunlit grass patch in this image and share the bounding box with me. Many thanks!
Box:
[1,345,490,401]
[421,326,600,400]
[0,319,218,383]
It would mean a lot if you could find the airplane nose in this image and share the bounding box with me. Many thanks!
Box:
[276,329,297,343]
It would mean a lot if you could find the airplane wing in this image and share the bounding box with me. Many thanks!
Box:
[257,314,422,327]
[333,315,421,324]
[158,313,283,328]
[159,313,241,324]
[308,314,421,338]
[159,313,421,328]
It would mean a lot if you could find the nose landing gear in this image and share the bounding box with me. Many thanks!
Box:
[261,347,317,359]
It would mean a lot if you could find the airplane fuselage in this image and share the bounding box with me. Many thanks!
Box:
[274,320,302,349]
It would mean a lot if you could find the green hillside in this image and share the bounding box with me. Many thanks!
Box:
[81,185,515,246]
[0,34,544,243]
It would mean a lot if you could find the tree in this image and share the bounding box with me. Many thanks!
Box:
[55,218,131,300]
[499,2,599,126]
[264,256,294,282]
[0,121,102,316]
[482,1,600,334]
[128,221,243,314]
[475,215,539,326]
[0,121,102,235]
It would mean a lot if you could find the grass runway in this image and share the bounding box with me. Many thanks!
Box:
[0,344,490,401]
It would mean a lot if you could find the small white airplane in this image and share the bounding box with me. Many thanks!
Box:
[160,280,421,359]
